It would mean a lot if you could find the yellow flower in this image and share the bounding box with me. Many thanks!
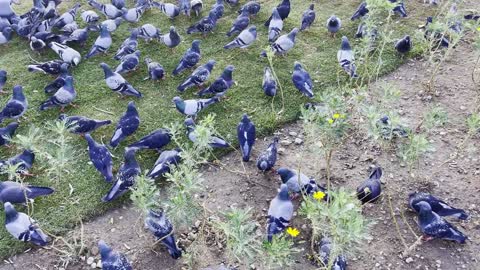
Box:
[333,113,340,119]
[477,26,480,31]
[286,227,300,237]
[313,191,326,201]
[327,118,334,124]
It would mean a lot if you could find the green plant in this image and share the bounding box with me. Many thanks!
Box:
[262,234,300,269]
[467,112,480,135]
[424,106,448,129]
[130,174,160,215]
[265,47,285,114]
[398,133,432,172]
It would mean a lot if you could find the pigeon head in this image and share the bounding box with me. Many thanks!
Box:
[272,136,279,144]
[20,149,35,164]
[277,168,295,183]
[293,61,303,70]
[426,16,433,24]
[184,117,195,128]
[12,85,24,99]
[278,184,289,200]
[415,201,432,213]
[309,3,314,10]
[248,25,257,34]
[379,115,389,124]
[98,240,113,260]
[126,101,137,113]
[191,40,201,52]
[72,56,81,67]
[60,63,70,73]
[64,76,74,89]
[115,17,124,26]
[148,208,165,220]
[369,166,382,180]
[328,15,339,27]
[404,35,411,43]
[340,36,351,50]
[222,65,235,79]
[124,148,137,161]
[172,96,183,106]
[241,113,250,123]
[288,28,299,41]
[145,57,152,64]
[205,60,216,71]
[272,8,280,19]
[4,202,18,222]
[3,27,13,39]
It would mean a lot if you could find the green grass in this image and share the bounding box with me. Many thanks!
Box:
[0,0,434,258]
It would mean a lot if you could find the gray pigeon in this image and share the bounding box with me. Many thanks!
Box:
[81,10,100,24]
[159,26,181,48]
[0,85,27,123]
[4,202,49,246]
[137,23,161,41]
[262,67,276,97]
[267,184,293,241]
[292,61,313,98]
[114,29,139,60]
[100,63,142,98]
[300,4,315,31]
[177,60,216,92]
[88,0,124,19]
[98,240,133,269]
[86,25,112,59]
[53,3,81,29]
[184,118,229,148]
[226,9,250,37]
[39,76,77,111]
[261,28,298,56]
[0,181,54,204]
[268,8,282,42]
[173,94,222,117]
[337,36,358,78]
[48,42,81,66]
[326,15,341,37]
[144,57,165,81]
[115,50,141,74]
[224,25,256,49]
[101,17,124,32]
[152,2,180,19]
[277,167,320,195]
[121,5,147,23]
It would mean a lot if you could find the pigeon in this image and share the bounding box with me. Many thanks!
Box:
[318,237,347,270]
[300,4,315,31]
[415,201,467,243]
[128,128,172,151]
[0,85,27,123]
[376,115,409,140]
[147,148,181,178]
[256,137,278,172]
[42,0,59,19]
[60,27,89,47]
[144,58,165,81]
[137,23,161,41]
[122,5,147,23]
[197,65,234,96]
[0,26,13,44]
[27,60,65,75]
[59,114,111,134]
[110,101,140,148]
[262,67,276,97]
[0,149,35,175]
[0,122,18,147]
[0,69,5,93]
[227,9,249,37]
[101,17,123,32]
[100,63,142,98]
[186,11,217,36]
[29,36,47,52]
[177,60,216,92]
[292,61,313,98]
[173,94,222,117]
[390,0,407,17]
[356,166,382,204]
[395,35,412,54]
[98,240,133,270]
[264,0,289,27]
[85,133,114,182]
[351,2,369,20]
[237,114,255,162]
[268,8,282,42]
[102,148,140,202]
[145,209,182,259]
[267,184,293,241]
[0,17,9,31]
[209,0,224,19]
[112,0,125,9]
[152,2,179,19]
[30,32,60,51]
[225,0,237,6]
[224,25,256,49]
[184,117,229,148]
[48,42,81,66]
[53,3,80,29]
[191,0,202,16]
[61,21,79,33]
[0,0,16,19]
[156,27,179,50]
[81,10,100,24]
[238,1,261,17]
[4,202,49,246]
[0,181,54,204]
[36,18,55,33]
[277,167,319,195]
[172,40,201,75]
[115,50,140,74]
[44,63,70,94]
[326,15,341,37]
[337,36,358,78]
[86,25,112,59]
[88,0,124,19]
[423,17,450,48]
[114,29,138,60]
[178,0,190,17]
[39,76,76,111]
[261,28,298,56]
[409,192,469,220]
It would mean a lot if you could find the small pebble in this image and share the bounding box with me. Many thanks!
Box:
[406,257,414,264]
[87,257,94,265]
[294,138,303,145]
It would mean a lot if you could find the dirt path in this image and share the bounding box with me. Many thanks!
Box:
[1,34,480,270]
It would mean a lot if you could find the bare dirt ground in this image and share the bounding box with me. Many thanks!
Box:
[1,33,480,270]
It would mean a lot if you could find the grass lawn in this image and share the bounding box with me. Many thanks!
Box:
[0,0,433,258]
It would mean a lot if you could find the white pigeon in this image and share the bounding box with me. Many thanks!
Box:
[48,42,81,66]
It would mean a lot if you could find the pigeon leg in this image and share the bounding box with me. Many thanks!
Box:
[421,235,434,241]
[60,106,65,112]
[0,89,7,94]
[70,103,78,108]
[21,172,34,177]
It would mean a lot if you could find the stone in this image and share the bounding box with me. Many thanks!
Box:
[288,131,298,137]
[277,147,286,155]
[294,138,303,145]
[405,257,414,264]
[90,263,97,269]
[97,261,102,268]
[280,140,292,146]
[91,246,99,256]
[87,257,94,265]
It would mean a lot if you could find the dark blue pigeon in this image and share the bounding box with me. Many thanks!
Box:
[48,42,81,67]
[85,133,113,182]
[177,60,216,92]
[39,76,76,111]
[147,148,181,179]
[0,85,28,123]
[59,114,111,134]
[185,118,229,148]
[85,25,112,59]
[389,0,407,17]
[326,15,341,37]
[0,17,9,31]
[262,67,276,97]
[0,181,54,204]
[267,184,293,242]
[191,0,203,16]
[416,201,467,243]
[112,0,125,9]
[237,114,255,162]
[0,122,18,147]
[44,63,70,94]
[277,167,320,195]
[395,35,412,54]
[43,0,59,19]
[144,58,165,81]
[209,0,224,19]
[159,26,181,48]
[173,94,223,117]
[197,65,234,96]
[318,237,347,270]
[351,2,369,20]
[27,60,65,75]
[292,61,313,98]
[110,101,140,148]
[115,50,140,74]
[4,202,50,246]
[300,4,315,31]
[173,40,201,75]
[264,0,290,27]
[356,166,382,204]
[128,128,171,151]
[152,2,180,19]
[424,17,450,48]
[0,149,35,175]
[376,115,409,140]
[238,1,260,17]
[178,0,190,17]
[53,3,80,29]
[88,0,124,19]
[409,192,468,220]
[0,69,6,93]
[256,137,278,172]
[145,209,182,259]
[102,149,140,202]
[227,9,249,37]
[225,0,238,6]
[100,63,142,98]
[98,240,133,270]
[0,26,12,44]
[186,11,217,36]
[114,29,139,60]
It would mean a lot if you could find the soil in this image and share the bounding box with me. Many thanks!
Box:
[1,24,480,270]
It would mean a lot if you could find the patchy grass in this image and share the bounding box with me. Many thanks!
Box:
[0,0,434,258]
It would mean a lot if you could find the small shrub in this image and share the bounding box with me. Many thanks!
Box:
[262,234,300,269]
[398,133,432,172]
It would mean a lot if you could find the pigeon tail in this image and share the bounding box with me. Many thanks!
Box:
[162,235,182,259]
[27,186,55,198]
[39,99,56,111]
[96,120,112,129]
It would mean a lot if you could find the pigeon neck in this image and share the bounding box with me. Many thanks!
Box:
[4,207,17,223]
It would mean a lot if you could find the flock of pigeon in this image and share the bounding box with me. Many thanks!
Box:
[0,0,473,268]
